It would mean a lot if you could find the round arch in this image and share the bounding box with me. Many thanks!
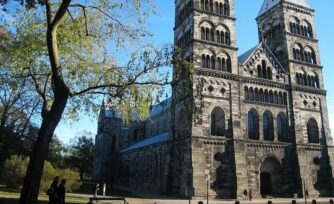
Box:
[259,156,284,197]
[211,107,226,136]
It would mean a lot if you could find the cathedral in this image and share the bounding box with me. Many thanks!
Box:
[93,0,334,199]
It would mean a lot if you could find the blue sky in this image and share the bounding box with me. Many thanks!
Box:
[56,0,334,143]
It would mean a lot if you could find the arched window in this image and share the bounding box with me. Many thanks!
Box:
[219,3,223,14]
[249,87,254,101]
[278,92,283,105]
[206,55,211,68]
[248,109,260,140]
[260,89,264,102]
[267,68,272,80]
[210,28,215,41]
[226,58,231,72]
[296,73,300,85]
[222,58,226,71]
[205,0,209,10]
[262,66,267,79]
[255,88,259,101]
[277,113,288,142]
[225,32,230,45]
[311,76,315,87]
[206,28,210,40]
[264,90,269,103]
[274,91,278,104]
[303,74,307,85]
[224,0,230,16]
[216,30,221,43]
[217,57,222,71]
[315,76,320,88]
[269,90,274,103]
[201,27,205,40]
[209,0,214,12]
[263,111,274,141]
[211,56,215,69]
[293,44,302,61]
[244,86,249,100]
[215,2,219,13]
[262,60,267,78]
[257,65,262,78]
[201,54,206,68]
[220,31,225,44]
[307,118,319,143]
[211,107,225,136]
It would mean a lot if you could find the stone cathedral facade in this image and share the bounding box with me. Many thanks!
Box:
[93,0,334,199]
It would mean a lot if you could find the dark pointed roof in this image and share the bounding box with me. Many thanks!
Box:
[258,0,311,17]
[238,42,287,74]
[238,44,261,65]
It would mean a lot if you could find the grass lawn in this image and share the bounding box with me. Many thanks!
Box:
[0,185,127,204]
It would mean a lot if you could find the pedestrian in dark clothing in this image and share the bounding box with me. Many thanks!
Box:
[58,179,67,204]
[248,189,253,201]
[305,190,309,199]
[47,176,59,204]
[243,189,248,200]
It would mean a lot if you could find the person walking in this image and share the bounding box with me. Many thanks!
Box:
[47,176,59,204]
[58,179,67,204]
[93,184,100,198]
[243,189,248,200]
[248,189,253,201]
[305,189,310,199]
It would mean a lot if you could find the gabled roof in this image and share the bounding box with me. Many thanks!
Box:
[258,0,311,17]
[238,42,287,74]
[238,44,262,65]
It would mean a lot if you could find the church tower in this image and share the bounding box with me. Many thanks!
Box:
[172,0,239,198]
[257,0,334,197]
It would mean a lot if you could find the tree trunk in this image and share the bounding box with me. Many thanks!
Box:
[19,0,71,202]
[19,91,69,204]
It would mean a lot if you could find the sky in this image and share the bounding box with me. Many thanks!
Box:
[55,0,334,144]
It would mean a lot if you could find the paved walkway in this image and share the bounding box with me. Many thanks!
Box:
[124,198,334,204]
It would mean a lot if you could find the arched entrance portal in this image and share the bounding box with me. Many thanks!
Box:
[259,157,284,197]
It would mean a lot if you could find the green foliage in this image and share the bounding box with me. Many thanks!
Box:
[2,155,29,189]
[2,155,81,192]
[58,169,82,193]
[0,1,173,122]
[39,161,57,192]
[0,122,66,168]
[67,134,94,180]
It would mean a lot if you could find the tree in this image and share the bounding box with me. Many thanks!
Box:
[0,1,176,203]
[0,74,41,163]
[0,122,66,168]
[2,155,29,189]
[3,155,81,192]
[67,134,94,180]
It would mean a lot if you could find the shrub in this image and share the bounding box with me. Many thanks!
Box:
[2,155,81,193]
[2,155,29,189]
[58,168,82,192]
[40,161,58,192]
